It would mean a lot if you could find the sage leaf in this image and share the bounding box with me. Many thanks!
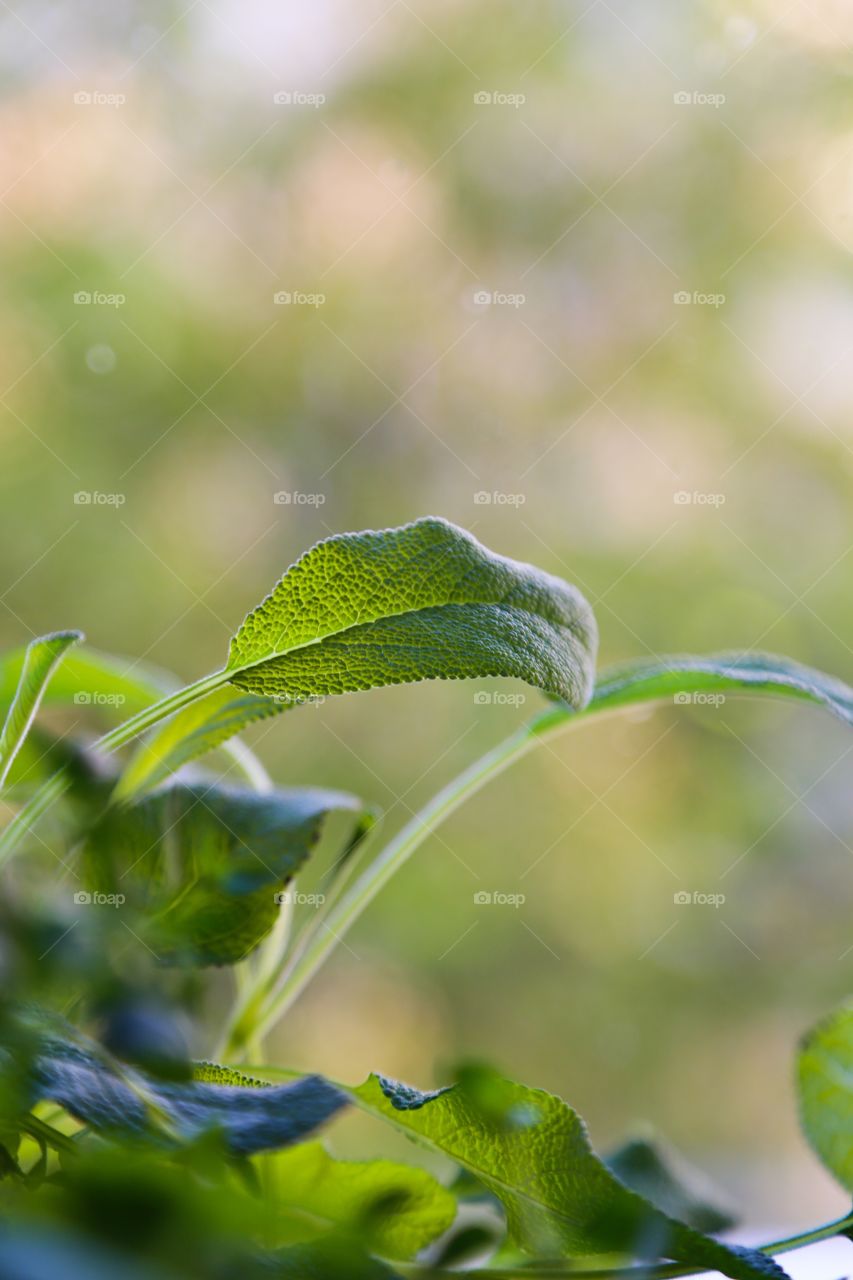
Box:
[588,652,853,725]
[29,1029,345,1155]
[270,1141,456,1259]
[605,1135,735,1233]
[797,1000,853,1191]
[226,517,597,709]
[82,783,363,965]
[349,1069,788,1279]
[115,686,286,801]
[0,643,171,720]
[0,631,82,789]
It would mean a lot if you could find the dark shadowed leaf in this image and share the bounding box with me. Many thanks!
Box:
[604,1135,735,1233]
[81,783,363,965]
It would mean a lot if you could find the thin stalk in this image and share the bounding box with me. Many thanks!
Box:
[0,669,230,865]
[248,709,577,1044]
[398,1211,853,1280]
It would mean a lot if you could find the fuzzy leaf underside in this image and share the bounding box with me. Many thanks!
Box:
[226,518,597,709]
[348,1073,788,1280]
[0,631,82,788]
[797,1001,853,1192]
[30,1033,345,1156]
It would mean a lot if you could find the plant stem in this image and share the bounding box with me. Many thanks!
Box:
[0,669,231,866]
[399,1211,853,1280]
[248,706,579,1043]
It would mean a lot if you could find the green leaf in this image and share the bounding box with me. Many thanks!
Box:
[0,631,82,789]
[270,1141,456,1259]
[226,517,597,709]
[587,652,853,725]
[82,783,363,964]
[29,1025,346,1155]
[604,1135,735,1233]
[115,685,287,801]
[797,1000,853,1191]
[348,1068,788,1279]
[0,643,172,720]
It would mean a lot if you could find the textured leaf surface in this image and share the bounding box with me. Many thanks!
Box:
[116,685,286,800]
[797,1001,853,1192]
[604,1136,735,1233]
[0,632,82,789]
[350,1071,788,1279]
[82,783,362,964]
[587,653,853,724]
[271,1141,456,1259]
[31,1031,346,1156]
[227,518,597,709]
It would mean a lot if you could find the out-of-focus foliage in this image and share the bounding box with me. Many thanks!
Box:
[0,0,851,1227]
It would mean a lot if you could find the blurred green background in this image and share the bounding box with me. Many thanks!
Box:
[1,0,852,1225]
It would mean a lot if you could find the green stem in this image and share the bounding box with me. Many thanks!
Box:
[20,1112,78,1156]
[249,706,578,1043]
[399,1210,853,1280]
[0,669,230,866]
